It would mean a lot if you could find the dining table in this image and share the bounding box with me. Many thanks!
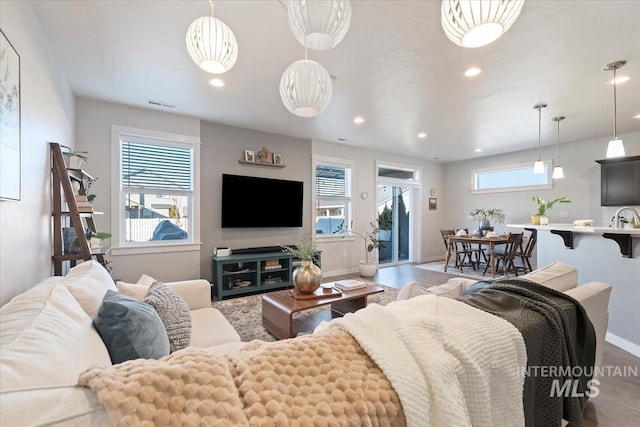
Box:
[444,234,511,278]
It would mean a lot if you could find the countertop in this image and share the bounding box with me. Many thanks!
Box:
[507,223,640,236]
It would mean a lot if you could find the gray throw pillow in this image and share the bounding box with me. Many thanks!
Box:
[93,290,170,364]
[143,281,192,352]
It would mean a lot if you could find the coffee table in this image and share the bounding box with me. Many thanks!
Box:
[261,283,384,339]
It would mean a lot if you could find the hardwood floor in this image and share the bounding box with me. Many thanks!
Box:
[322,263,640,427]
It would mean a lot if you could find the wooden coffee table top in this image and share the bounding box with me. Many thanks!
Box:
[262,283,385,314]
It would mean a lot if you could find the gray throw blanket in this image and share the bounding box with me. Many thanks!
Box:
[457,278,596,427]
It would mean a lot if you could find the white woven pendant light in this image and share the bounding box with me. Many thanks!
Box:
[288,0,352,50]
[186,2,238,74]
[441,0,525,48]
[280,59,333,117]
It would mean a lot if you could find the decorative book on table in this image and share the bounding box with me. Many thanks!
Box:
[334,280,367,290]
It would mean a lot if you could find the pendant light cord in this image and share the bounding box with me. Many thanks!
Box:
[537,107,542,161]
[612,67,617,139]
[556,119,560,164]
[209,0,214,17]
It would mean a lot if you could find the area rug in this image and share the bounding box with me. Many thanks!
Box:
[213,282,399,342]
[414,261,512,281]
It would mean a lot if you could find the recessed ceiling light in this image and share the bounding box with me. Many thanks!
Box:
[607,75,630,84]
[464,67,482,77]
[417,132,427,138]
[353,116,365,124]
[338,138,346,141]
[634,113,640,119]
[474,148,483,152]
[209,78,225,87]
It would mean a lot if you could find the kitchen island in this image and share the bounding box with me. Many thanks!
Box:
[508,223,640,356]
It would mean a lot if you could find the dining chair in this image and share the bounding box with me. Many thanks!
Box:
[457,227,487,267]
[487,232,523,276]
[440,229,475,272]
[513,228,537,274]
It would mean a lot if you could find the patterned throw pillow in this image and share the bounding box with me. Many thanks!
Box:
[143,281,192,352]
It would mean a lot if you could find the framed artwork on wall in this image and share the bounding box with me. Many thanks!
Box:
[256,147,272,164]
[0,29,21,201]
[428,197,437,210]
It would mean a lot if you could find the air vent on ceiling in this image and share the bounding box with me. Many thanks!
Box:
[147,99,175,109]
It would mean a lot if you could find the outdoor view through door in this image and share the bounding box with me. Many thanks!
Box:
[377,164,419,265]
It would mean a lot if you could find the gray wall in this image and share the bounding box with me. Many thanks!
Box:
[0,2,75,305]
[199,121,312,280]
[75,97,201,283]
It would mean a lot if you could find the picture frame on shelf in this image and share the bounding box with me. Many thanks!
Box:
[273,152,283,165]
[244,150,255,162]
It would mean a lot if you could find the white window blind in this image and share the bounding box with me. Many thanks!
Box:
[122,141,193,191]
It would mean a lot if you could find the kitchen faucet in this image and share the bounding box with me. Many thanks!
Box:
[613,206,640,229]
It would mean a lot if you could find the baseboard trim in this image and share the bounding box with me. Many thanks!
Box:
[605,332,640,357]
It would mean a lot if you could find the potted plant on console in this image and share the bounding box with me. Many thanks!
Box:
[335,220,385,278]
[531,196,571,225]
[282,235,321,294]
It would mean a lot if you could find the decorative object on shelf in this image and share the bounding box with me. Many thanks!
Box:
[552,116,566,179]
[603,60,627,158]
[287,0,352,51]
[0,29,21,201]
[185,0,238,74]
[441,0,525,48]
[256,147,273,164]
[468,208,505,236]
[532,103,547,174]
[531,196,571,225]
[279,56,333,118]
[282,235,322,294]
[244,150,255,162]
[273,152,283,165]
[60,144,89,169]
[335,220,385,277]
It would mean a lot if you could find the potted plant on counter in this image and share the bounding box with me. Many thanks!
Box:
[531,196,571,225]
[335,220,385,278]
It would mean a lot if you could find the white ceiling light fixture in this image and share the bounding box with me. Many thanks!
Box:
[209,78,224,87]
[353,116,365,124]
[604,60,626,158]
[532,103,547,174]
[464,67,482,77]
[287,0,352,51]
[186,1,238,74]
[417,132,427,138]
[279,54,333,118]
[552,116,565,179]
[441,0,525,48]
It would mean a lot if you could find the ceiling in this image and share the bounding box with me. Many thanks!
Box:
[30,0,640,162]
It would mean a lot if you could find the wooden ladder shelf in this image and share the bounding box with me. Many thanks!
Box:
[50,142,105,275]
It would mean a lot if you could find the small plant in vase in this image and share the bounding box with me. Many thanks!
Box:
[281,235,321,294]
[335,220,385,277]
[60,145,89,169]
[468,208,505,235]
[531,196,571,225]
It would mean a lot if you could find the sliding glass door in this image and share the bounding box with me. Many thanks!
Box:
[376,163,420,266]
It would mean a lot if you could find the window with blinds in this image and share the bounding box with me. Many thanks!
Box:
[119,136,194,244]
[313,159,353,237]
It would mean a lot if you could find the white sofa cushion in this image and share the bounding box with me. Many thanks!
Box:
[190,308,241,347]
[521,261,578,292]
[0,285,111,391]
[61,260,118,316]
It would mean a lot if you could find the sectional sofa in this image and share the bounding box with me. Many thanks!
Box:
[0,260,611,426]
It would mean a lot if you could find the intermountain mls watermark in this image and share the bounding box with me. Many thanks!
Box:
[517,365,638,398]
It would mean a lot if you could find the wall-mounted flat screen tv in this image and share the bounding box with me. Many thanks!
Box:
[221,174,304,228]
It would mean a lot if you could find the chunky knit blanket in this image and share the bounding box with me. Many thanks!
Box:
[319,294,527,427]
[79,295,527,427]
[79,329,405,426]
